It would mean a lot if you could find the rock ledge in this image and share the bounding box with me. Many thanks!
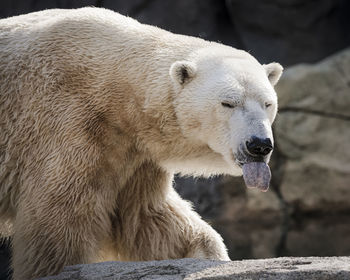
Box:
[39,256,350,280]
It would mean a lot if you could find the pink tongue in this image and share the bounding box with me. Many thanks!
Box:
[242,162,271,192]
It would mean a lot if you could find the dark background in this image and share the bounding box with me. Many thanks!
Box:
[1,0,350,66]
[1,1,350,280]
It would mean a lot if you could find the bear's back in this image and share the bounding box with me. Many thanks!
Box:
[0,7,208,224]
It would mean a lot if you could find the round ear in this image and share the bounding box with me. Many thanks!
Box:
[263,62,283,86]
[169,60,197,85]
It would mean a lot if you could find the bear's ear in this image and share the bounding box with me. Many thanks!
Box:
[263,62,283,86]
[170,60,197,86]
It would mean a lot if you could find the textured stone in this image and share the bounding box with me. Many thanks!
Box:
[175,175,283,226]
[277,48,350,116]
[285,216,350,257]
[275,48,350,211]
[245,187,281,213]
[225,0,350,65]
[0,240,11,280]
[38,257,350,280]
[103,0,241,48]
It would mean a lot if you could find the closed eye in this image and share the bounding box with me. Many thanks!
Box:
[265,102,272,108]
[221,102,235,108]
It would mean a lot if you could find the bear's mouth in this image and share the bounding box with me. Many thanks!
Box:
[233,150,271,192]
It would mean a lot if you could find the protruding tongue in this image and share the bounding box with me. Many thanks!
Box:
[242,162,271,192]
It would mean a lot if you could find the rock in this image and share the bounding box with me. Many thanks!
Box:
[0,239,11,280]
[245,187,281,213]
[175,175,282,225]
[103,0,242,48]
[286,216,350,257]
[213,220,283,260]
[38,257,350,280]
[225,0,350,65]
[275,48,350,212]
[277,48,350,116]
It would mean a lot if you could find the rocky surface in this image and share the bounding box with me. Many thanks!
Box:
[0,240,11,280]
[39,257,350,280]
[225,0,350,65]
[275,48,350,212]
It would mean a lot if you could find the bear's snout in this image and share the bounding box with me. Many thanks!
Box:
[245,136,273,157]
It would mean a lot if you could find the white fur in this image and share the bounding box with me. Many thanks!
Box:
[171,46,281,175]
[0,7,283,279]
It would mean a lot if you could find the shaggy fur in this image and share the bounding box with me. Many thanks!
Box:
[0,7,282,280]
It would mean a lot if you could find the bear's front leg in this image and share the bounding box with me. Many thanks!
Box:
[114,161,230,261]
[172,189,230,261]
[180,198,231,261]
[12,178,116,280]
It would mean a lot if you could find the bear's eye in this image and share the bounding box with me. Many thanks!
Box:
[265,103,272,109]
[221,102,235,109]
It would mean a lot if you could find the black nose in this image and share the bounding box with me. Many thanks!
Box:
[246,136,273,156]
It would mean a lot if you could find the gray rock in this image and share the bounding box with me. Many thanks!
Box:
[103,0,241,48]
[286,217,350,257]
[0,240,11,280]
[175,175,282,224]
[38,257,350,280]
[225,0,350,65]
[275,48,350,212]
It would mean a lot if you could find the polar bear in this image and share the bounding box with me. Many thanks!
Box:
[0,7,282,280]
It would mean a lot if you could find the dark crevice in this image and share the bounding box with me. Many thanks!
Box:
[279,107,350,121]
[271,103,350,256]
[128,0,155,17]
[222,0,246,49]
[95,0,104,8]
[0,238,12,280]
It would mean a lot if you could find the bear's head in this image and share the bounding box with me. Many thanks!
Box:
[169,46,283,190]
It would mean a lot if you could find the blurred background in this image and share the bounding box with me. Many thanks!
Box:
[1,0,350,279]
